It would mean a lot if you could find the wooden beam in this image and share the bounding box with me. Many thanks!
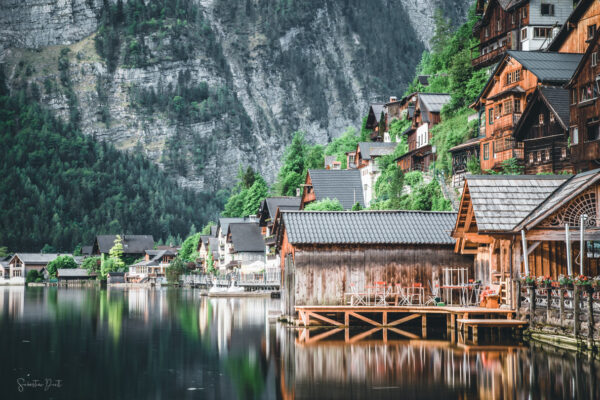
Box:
[525,229,600,241]
[387,313,421,327]
[462,233,494,244]
[348,327,381,344]
[527,241,541,256]
[348,311,381,327]
[388,327,420,339]
[306,311,344,327]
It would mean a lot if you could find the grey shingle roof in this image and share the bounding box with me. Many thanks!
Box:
[540,86,570,128]
[265,197,301,220]
[371,104,385,122]
[418,93,451,113]
[466,175,569,232]
[307,169,365,210]
[11,253,72,264]
[57,269,90,277]
[514,86,570,138]
[358,142,398,160]
[507,51,583,83]
[210,226,218,237]
[229,223,265,252]
[218,218,246,237]
[81,246,93,256]
[282,211,457,245]
[95,235,154,254]
[208,237,219,253]
[517,169,600,230]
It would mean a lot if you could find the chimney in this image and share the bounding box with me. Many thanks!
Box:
[389,96,397,103]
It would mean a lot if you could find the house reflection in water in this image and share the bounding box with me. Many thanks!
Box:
[0,286,24,318]
[277,326,600,399]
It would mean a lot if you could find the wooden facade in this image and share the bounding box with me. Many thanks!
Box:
[550,0,600,54]
[512,86,574,174]
[566,30,600,170]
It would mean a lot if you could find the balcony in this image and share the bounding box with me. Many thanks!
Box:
[491,113,522,135]
[472,44,508,68]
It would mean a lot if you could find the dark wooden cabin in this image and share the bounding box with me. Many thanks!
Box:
[395,93,451,172]
[566,28,600,171]
[365,104,386,141]
[274,211,473,316]
[512,86,574,174]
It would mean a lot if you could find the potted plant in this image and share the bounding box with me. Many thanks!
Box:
[574,275,594,293]
[521,275,536,288]
[537,275,553,289]
[558,275,574,290]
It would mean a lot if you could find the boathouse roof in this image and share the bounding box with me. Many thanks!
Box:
[57,268,90,278]
[465,175,569,232]
[281,210,457,245]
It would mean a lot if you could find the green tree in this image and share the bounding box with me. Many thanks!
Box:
[242,175,269,216]
[166,257,186,283]
[41,244,56,254]
[206,249,215,274]
[351,202,363,211]
[0,246,8,258]
[82,256,101,274]
[109,235,125,270]
[275,132,307,196]
[304,198,344,211]
[201,221,216,235]
[26,269,41,283]
[46,255,78,277]
[179,233,201,262]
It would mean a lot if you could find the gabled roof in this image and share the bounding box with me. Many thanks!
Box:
[547,0,595,52]
[516,169,600,231]
[218,218,246,237]
[208,237,219,253]
[264,197,301,220]
[228,223,265,252]
[418,93,451,114]
[57,269,90,277]
[280,211,457,245]
[475,0,528,33]
[514,86,570,138]
[357,142,398,160]
[465,175,569,232]
[95,235,154,254]
[210,226,218,237]
[370,104,385,123]
[10,253,72,265]
[306,169,365,210]
[81,246,93,256]
[449,137,481,153]
[506,51,583,83]
[200,235,211,247]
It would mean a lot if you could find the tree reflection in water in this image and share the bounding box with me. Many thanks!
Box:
[0,287,598,399]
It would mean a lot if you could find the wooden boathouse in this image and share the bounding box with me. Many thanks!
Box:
[273,210,474,317]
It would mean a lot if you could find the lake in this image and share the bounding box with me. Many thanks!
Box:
[0,286,598,399]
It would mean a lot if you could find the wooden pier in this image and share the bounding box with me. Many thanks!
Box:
[295,305,527,343]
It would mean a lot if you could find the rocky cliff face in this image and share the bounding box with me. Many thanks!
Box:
[0,0,472,191]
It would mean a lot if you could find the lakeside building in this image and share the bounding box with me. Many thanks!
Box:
[2,253,74,285]
[273,210,473,316]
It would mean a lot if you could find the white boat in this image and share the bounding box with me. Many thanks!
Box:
[208,280,226,294]
[227,281,244,294]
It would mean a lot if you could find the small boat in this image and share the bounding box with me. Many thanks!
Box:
[227,281,244,294]
[208,280,226,294]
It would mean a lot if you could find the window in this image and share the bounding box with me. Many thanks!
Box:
[543,149,551,162]
[587,241,600,258]
[541,4,555,16]
[571,88,578,104]
[504,99,513,114]
[593,52,598,67]
[489,108,494,124]
[589,25,597,40]
[483,143,489,160]
[497,18,502,32]
[536,151,542,162]
[587,119,600,141]
[571,127,579,145]
[485,27,490,38]
[580,83,598,102]
[494,103,503,117]
[521,28,528,40]
[514,99,521,112]
[528,153,534,164]
[550,113,555,124]
[521,7,528,19]
[539,113,545,125]
[534,27,552,38]
[506,70,521,85]
[561,147,567,159]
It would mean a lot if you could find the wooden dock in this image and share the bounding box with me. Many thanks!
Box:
[294,305,526,343]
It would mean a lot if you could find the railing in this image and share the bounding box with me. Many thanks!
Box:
[180,270,281,287]
[491,113,522,135]
[472,44,508,67]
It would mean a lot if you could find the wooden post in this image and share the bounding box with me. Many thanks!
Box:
[565,224,572,276]
[345,312,349,327]
[422,315,427,338]
[521,230,530,276]
[546,287,552,322]
[382,311,387,326]
[559,287,564,327]
[587,288,594,346]
[574,285,580,338]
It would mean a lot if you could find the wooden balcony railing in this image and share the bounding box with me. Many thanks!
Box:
[491,113,522,135]
[472,44,508,68]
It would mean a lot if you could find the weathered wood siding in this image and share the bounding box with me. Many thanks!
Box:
[291,245,473,306]
[558,1,600,54]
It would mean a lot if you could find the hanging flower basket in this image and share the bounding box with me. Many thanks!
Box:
[537,275,553,289]
[558,275,574,290]
[574,275,593,292]
[521,276,536,289]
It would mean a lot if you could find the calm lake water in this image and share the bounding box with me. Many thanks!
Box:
[0,287,599,399]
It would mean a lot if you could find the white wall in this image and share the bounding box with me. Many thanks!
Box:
[417,123,429,148]
[528,0,573,26]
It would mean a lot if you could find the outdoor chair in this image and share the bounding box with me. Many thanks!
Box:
[374,281,388,306]
[349,283,367,306]
[425,281,440,305]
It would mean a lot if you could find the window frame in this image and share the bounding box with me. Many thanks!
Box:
[540,4,555,16]
[483,143,490,160]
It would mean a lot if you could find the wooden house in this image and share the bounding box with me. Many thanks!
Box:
[473,0,572,68]
[512,86,574,174]
[365,104,386,141]
[395,93,451,173]
[548,0,600,54]
[473,51,581,171]
[273,211,473,316]
[449,138,481,189]
[92,235,154,261]
[7,253,72,283]
[226,223,266,268]
[258,197,301,265]
[300,169,365,210]
[565,28,600,170]
[217,217,256,266]
[128,249,177,281]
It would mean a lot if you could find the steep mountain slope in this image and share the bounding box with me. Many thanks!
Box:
[0,0,472,192]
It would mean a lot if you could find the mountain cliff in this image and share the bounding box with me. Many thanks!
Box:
[0,0,472,191]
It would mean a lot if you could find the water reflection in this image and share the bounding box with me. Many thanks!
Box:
[0,287,598,399]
